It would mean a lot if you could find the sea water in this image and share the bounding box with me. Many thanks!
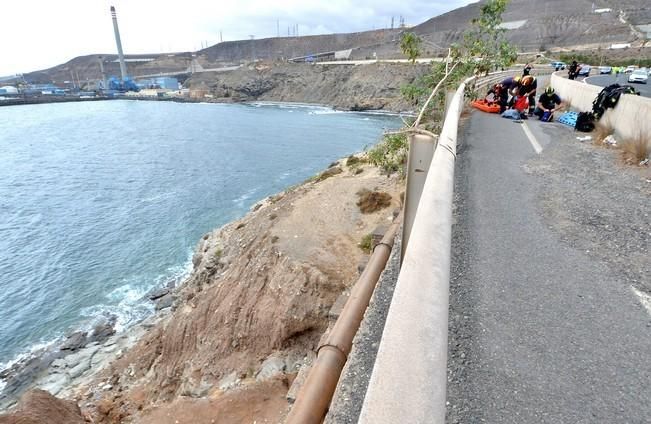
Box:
[0,100,400,372]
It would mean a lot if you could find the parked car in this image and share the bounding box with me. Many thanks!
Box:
[578,65,591,76]
[598,66,612,74]
[628,69,648,84]
[625,65,637,73]
[550,61,566,70]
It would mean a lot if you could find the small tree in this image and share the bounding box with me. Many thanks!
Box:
[400,32,422,64]
[462,0,517,75]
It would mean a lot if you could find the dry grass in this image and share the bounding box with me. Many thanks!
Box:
[314,166,343,182]
[619,133,651,166]
[346,155,365,167]
[593,121,615,146]
[356,189,392,213]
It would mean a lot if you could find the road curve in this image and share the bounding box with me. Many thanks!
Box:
[446,110,651,423]
[585,74,651,97]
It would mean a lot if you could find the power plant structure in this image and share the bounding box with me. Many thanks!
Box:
[107,6,138,92]
[110,6,128,82]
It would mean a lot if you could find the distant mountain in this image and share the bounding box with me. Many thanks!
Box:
[413,0,651,51]
[22,0,651,84]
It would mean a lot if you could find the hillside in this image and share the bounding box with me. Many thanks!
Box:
[18,0,651,86]
[412,0,651,51]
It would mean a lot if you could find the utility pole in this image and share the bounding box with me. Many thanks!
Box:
[220,31,223,43]
[277,19,280,37]
[97,56,107,90]
[391,16,394,29]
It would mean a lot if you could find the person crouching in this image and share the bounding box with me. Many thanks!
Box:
[533,86,564,122]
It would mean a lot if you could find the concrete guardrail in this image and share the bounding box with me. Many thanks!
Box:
[550,72,651,140]
[357,67,556,423]
[358,75,474,424]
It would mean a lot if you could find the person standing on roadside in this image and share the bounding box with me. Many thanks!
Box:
[568,60,581,80]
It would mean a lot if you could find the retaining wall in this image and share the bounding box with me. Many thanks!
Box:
[550,72,651,140]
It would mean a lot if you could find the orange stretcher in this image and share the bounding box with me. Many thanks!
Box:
[471,99,501,113]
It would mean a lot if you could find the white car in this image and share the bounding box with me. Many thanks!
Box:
[628,69,648,84]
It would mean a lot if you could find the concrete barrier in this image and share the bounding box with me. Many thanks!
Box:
[358,76,473,424]
[550,72,651,140]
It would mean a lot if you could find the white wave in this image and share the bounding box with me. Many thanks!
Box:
[0,339,60,376]
[79,253,193,333]
[140,192,174,203]
[247,101,333,113]
[232,187,261,207]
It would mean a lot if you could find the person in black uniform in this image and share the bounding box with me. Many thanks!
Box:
[522,63,533,76]
[568,60,581,80]
[533,86,564,120]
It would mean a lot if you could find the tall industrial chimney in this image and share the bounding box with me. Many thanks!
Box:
[110,6,128,81]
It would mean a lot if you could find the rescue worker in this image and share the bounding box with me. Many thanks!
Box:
[518,75,537,116]
[568,60,581,80]
[490,75,521,113]
[522,63,533,76]
[533,86,564,121]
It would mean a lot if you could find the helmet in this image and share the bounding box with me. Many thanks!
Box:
[521,76,534,85]
[545,86,555,95]
[514,76,522,83]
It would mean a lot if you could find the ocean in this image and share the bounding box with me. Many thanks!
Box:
[0,99,400,377]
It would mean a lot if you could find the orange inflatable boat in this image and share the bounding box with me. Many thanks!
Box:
[471,99,501,113]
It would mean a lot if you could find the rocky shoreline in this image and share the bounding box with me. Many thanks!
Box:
[0,151,404,422]
[0,282,181,411]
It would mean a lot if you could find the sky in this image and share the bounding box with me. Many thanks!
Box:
[0,0,476,76]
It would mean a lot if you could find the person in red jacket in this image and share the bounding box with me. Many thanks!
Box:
[517,75,537,116]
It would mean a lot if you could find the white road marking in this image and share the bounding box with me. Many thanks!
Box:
[520,121,543,154]
[632,287,651,316]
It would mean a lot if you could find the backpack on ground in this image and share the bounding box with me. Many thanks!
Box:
[575,111,595,132]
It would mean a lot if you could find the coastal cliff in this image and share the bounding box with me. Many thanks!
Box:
[31,159,401,423]
[186,62,430,112]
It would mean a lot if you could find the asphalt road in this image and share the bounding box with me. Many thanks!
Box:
[446,111,651,423]
[586,73,651,97]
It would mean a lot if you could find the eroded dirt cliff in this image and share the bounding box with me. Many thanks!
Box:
[69,159,403,423]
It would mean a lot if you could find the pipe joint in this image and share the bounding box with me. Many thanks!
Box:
[373,241,393,254]
[317,343,348,360]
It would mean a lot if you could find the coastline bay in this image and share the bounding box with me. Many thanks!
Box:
[0,100,400,375]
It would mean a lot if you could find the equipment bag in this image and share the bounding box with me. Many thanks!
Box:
[592,84,639,120]
[575,111,595,132]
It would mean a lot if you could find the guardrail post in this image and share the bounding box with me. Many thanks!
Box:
[401,133,436,262]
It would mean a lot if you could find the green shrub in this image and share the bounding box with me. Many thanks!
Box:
[359,234,373,253]
[367,134,408,175]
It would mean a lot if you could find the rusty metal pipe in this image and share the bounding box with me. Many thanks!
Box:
[286,218,400,424]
